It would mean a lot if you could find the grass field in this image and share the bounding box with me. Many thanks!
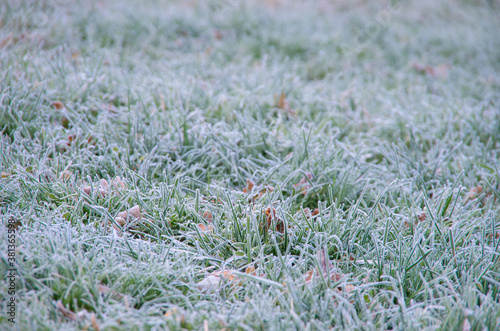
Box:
[1,0,500,329]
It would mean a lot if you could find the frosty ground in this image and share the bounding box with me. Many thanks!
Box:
[1,0,500,330]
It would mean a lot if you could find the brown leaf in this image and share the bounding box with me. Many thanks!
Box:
[112,176,125,189]
[52,101,65,109]
[197,223,214,233]
[56,301,77,321]
[412,62,451,79]
[213,30,223,40]
[265,207,285,233]
[165,307,179,318]
[1,172,11,178]
[293,172,314,195]
[244,179,273,202]
[59,170,73,181]
[114,217,126,227]
[203,211,213,222]
[305,248,342,284]
[117,205,141,220]
[277,92,287,109]
[465,186,483,201]
[91,313,100,331]
[245,265,257,275]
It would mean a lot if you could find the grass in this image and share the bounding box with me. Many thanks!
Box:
[1,0,500,329]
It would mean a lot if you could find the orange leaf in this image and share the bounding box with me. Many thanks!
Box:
[52,101,65,109]
[265,206,284,233]
[277,92,286,109]
[197,223,213,233]
[203,211,213,222]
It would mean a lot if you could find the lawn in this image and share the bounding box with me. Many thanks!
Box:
[1,0,500,330]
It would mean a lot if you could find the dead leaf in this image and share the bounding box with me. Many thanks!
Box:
[114,217,126,227]
[245,265,257,275]
[275,92,297,116]
[277,92,287,109]
[165,307,178,318]
[197,267,259,291]
[197,223,214,233]
[1,172,11,178]
[243,179,273,202]
[52,101,65,109]
[117,205,141,221]
[213,30,223,40]
[412,62,451,79]
[112,176,125,189]
[59,170,73,181]
[293,172,314,195]
[56,301,77,321]
[305,248,342,285]
[203,211,213,223]
[91,313,100,331]
[265,207,285,233]
[465,186,483,202]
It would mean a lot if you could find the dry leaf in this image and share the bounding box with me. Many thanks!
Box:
[1,172,11,178]
[52,101,65,109]
[242,179,255,193]
[203,211,213,223]
[277,92,287,109]
[243,179,273,202]
[197,223,214,233]
[465,186,483,201]
[245,265,257,275]
[117,205,141,220]
[165,307,179,318]
[91,313,100,331]
[197,267,259,291]
[305,248,342,285]
[114,217,126,227]
[112,176,125,189]
[213,30,223,40]
[100,179,109,191]
[275,92,297,116]
[97,284,124,300]
[293,172,314,195]
[59,170,73,181]
[412,62,451,79]
[265,207,285,233]
[82,186,92,195]
[56,301,77,321]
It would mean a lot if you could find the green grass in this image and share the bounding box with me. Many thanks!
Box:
[1,0,500,329]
